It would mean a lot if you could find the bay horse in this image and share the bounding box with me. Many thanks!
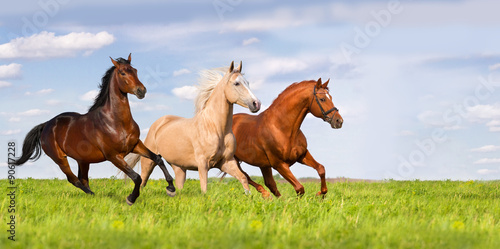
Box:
[127,61,261,193]
[13,54,175,205]
[231,78,343,198]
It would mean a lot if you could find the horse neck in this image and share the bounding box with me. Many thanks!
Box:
[102,75,133,123]
[264,84,312,135]
[198,81,233,135]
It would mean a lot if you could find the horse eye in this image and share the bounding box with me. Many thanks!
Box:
[234,82,240,86]
[120,72,126,76]
[320,98,326,102]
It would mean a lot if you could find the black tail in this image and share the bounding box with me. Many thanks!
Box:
[13,123,45,166]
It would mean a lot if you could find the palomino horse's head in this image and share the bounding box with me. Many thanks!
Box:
[110,53,147,99]
[309,78,343,129]
[224,61,261,113]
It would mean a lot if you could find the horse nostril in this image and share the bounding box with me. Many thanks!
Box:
[253,100,261,111]
[136,88,147,99]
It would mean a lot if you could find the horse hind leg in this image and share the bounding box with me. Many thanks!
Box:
[234,160,270,198]
[44,143,92,194]
[260,167,282,197]
[77,161,94,195]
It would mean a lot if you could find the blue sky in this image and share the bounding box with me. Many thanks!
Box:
[1,0,500,181]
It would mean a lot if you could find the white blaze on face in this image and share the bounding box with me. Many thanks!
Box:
[236,75,257,101]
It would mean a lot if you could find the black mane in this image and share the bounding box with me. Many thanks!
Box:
[88,58,130,112]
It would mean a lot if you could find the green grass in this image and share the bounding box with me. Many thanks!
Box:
[1,178,499,248]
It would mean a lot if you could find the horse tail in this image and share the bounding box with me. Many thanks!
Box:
[13,123,45,166]
[126,153,141,169]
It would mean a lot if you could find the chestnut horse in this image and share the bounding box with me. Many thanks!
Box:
[231,78,343,197]
[13,54,175,205]
[127,61,261,194]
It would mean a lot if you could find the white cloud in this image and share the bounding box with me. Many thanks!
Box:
[248,57,308,80]
[19,109,50,116]
[473,158,500,164]
[0,63,22,79]
[173,68,191,77]
[471,145,500,153]
[242,37,260,46]
[25,88,54,96]
[0,31,115,59]
[8,117,20,122]
[0,129,21,135]
[0,81,12,88]
[489,63,500,71]
[172,85,198,100]
[477,169,499,175]
[129,101,170,111]
[80,90,99,101]
[466,104,500,120]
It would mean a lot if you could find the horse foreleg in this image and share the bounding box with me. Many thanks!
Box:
[260,167,281,197]
[133,140,175,196]
[198,161,209,194]
[274,162,305,196]
[220,158,251,195]
[172,165,186,190]
[77,161,94,194]
[298,150,327,196]
[109,155,142,205]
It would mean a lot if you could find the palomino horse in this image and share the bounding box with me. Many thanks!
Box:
[127,61,261,193]
[231,78,343,197]
[13,54,175,205]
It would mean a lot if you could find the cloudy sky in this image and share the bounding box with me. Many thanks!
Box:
[1,0,500,181]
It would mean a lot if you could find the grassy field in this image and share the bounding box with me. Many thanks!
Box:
[1,178,499,249]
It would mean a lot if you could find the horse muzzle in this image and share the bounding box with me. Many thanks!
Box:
[249,99,261,113]
[135,87,147,99]
[330,117,343,129]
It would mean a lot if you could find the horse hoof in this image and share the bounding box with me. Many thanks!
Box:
[166,187,176,197]
[244,189,251,195]
[126,197,135,206]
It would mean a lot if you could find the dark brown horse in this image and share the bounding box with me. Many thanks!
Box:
[13,54,175,205]
[231,78,343,197]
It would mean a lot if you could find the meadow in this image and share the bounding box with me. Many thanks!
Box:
[1,177,499,249]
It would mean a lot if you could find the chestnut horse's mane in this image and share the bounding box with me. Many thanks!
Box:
[268,80,317,109]
[88,57,130,112]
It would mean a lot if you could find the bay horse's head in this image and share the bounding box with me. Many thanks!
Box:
[309,78,343,129]
[224,61,261,113]
[110,54,146,99]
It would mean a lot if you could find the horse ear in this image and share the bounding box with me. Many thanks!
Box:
[228,61,234,73]
[237,61,242,72]
[316,78,322,89]
[128,53,132,62]
[110,57,119,68]
[322,78,330,89]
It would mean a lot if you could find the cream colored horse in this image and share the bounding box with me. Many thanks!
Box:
[127,61,261,194]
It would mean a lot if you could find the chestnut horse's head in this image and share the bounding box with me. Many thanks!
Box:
[309,78,343,129]
[110,53,147,99]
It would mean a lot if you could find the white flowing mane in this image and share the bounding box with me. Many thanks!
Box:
[195,67,228,113]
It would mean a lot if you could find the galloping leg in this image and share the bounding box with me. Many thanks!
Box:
[139,156,155,188]
[220,158,251,194]
[260,167,281,197]
[109,155,142,205]
[198,160,209,193]
[274,162,305,196]
[234,160,269,197]
[43,141,92,194]
[172,165,186,190]
[299,150,327,196]
[77,161,94,194]
[133,140,175,196]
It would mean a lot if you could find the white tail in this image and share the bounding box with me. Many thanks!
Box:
[117,153,141,179]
